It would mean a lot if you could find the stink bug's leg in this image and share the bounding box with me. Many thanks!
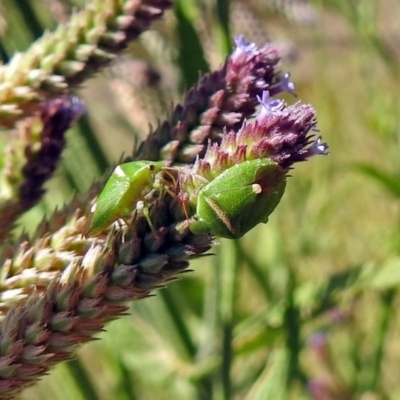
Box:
[142,205,156,233]
[161,168,178,189]
[178,191,191,220]
[136,200,158,236]
[119,216,130,229]
[160,168,193,221]
[153,167,178,199]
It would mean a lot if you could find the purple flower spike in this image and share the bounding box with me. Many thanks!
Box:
[232,35,259,58]
[256,90,284,117]
[186,38,329,176]
[19,96,86,208]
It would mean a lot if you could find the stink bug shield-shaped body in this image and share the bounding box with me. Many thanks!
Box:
[88,161,164,236]
[190,159,286,239]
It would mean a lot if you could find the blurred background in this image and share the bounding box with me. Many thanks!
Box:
[1,0,400,399]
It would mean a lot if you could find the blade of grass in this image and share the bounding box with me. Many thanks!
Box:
[174,0,209,88]
[66,358,99,400]
[159,289,197,357]
[353,162,400,198]
[365,289,395,392]
[215,0,231,56]
[234,240,274,302]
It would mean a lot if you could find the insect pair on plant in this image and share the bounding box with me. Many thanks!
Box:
[87,158,286,239]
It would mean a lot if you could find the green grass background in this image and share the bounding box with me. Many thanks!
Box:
[2,0,400,399]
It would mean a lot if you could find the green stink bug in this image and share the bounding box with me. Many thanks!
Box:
[189,159,286,239]
[87,161,164,236]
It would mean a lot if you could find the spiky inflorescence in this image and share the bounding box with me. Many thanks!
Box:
[0,35,295,305]
[0,0,172,128]
[0,85,328,398]
[0,36,327,398]
[196,90,327,175]
[0,190,213,398]
[180,89,328,201]
[134,35,295,163]
[0,98,85,242]
[0,31,286,240]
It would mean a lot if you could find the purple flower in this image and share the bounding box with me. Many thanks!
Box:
[194,88,329,176]
[230,36,296,98]
[19,96,86,207]
[269,72,297,97]
[186,36,329,177]
[231,35,259,58]
[68,96,86,119]
[256,90,284,117]
[303,136,329,157]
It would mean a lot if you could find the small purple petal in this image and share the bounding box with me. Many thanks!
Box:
[256,90,284,117]
[270,72,297,97]
[302,136,329,158]
[231,35,259,58]
[311,136,329,156]
[69,96,86,119]
[281,72,296,95]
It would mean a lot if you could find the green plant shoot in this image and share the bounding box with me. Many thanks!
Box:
[189,159,286,239]
[88,161,164,236]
